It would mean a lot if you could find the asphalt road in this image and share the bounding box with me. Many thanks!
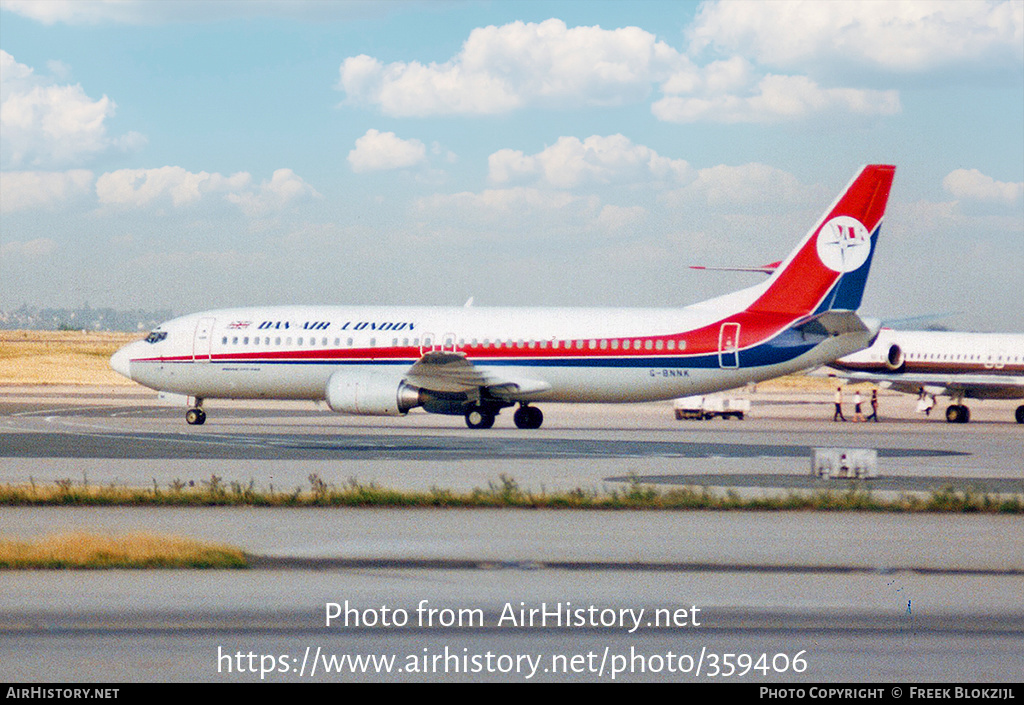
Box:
[1,386,1021,682]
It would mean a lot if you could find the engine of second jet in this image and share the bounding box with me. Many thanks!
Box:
[325,369,422,416]
[884,343,905,372]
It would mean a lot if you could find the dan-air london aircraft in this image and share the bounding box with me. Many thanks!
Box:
[825,328,1024,424]
[110,164,896,429]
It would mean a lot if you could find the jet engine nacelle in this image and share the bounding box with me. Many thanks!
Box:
[884,343,905,372]
[326,369,422,416]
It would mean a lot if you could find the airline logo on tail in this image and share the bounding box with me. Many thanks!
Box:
[817,216,871,273]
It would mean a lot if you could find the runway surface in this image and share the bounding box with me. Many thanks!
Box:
[1,385,1022,682]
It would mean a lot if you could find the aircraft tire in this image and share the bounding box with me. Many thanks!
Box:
[465,406,495,429]
[186,408,206,425]
[945,405,969,424]
[1015,405,1024,424]
[514,405,543,430]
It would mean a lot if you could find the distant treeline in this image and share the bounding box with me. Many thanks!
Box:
[0,304,172,332]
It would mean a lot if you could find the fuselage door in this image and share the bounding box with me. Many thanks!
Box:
[419,332,436,355]
[718,322,740,369]
[193,317,215,362]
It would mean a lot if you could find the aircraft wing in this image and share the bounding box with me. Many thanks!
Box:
[818,368,1024,401]
[404,351,552,399]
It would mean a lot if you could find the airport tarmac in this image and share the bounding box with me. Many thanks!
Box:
[1,385,1022,682]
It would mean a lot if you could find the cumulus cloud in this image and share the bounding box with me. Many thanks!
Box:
[0,238,58,258]
[488,134,693,188]
[338,19,683,116]
[336,17,908,125]
[0,50,144,168]
[96,167,245,207]
[226,168,322,216]
[596,204,647,232]
[413,183,654,241]
[413,187,611,241]
[665,163,820,209]
[943,168,1023,204]
[95,166,319,214]
[653,73,901,123]
[347,129,427,172]
[688,0,1024,73]
[0,169,94,213]
[417,187,584,218]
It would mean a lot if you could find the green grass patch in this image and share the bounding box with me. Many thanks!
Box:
[1,473,1021,514]
[0,531,248,570]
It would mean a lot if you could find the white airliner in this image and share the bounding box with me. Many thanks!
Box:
[110,164,896,429]
[825,328,1024,423]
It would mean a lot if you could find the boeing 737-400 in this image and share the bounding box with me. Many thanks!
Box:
[110,164,896,429]
[825,328,1024,423]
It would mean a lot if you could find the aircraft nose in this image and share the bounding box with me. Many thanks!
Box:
[110,344,134,379]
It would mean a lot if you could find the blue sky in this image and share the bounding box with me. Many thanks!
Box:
[1,0,1022,331]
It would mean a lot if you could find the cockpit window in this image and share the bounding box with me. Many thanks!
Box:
[145,331,168,344]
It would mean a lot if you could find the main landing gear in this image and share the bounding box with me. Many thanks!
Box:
[513,404,543,430]
[947,403,1024,424]
[464,405,496,429]
[945,404,970,424]
[185,398,206,425]
[463,402,544,429]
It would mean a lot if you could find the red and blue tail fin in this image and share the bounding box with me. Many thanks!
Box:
[749,164,895,317]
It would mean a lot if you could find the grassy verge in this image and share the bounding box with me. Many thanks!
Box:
[0,330,141,385]
[0,531,248,569]
[2,474,1021,514]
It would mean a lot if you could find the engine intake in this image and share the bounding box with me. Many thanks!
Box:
[884,343,904,372]
[326,369,422,416]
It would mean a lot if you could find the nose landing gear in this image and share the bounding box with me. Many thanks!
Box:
[185,399,206,425]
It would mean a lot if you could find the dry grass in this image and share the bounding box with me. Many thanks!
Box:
[0,531,248,569]
[0,330,142,385]
[3,475,1021,514]
[755,373,866,392]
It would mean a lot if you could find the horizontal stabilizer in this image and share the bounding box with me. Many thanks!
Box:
[690,261,780,275]
[795,310,871,338]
